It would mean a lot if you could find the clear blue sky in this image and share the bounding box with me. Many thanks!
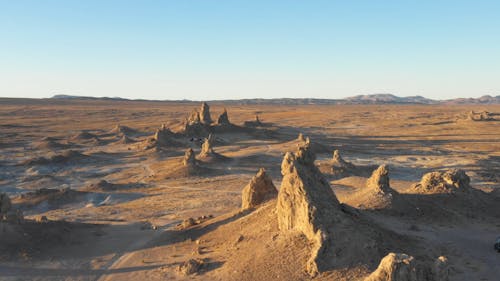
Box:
[1,1,499,100]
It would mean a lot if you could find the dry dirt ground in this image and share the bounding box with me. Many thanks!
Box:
[0,98,499,280]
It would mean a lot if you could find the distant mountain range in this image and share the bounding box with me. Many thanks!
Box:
[50,94,500,105]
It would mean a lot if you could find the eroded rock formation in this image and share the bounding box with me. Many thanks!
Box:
[364,253,418,281]
[199,102,212,124]
[199,134,215,158]
[217,108,230,126]
[154,126,176,146]
[297,133,306,142]
[183,148,197,167]
[412,169,471,194]
[332,150,356,170]
[276,142,341,276]
[367,164,392,194]
[241,168,277,210]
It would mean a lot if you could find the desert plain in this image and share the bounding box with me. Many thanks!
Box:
[0,98,499,281]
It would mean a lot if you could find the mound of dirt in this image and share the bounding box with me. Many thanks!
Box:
[277,141,341,276]
[22,150,87,166]
[241,168,277,211]
[411,169,471,194]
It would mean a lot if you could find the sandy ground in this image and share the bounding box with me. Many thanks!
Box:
[0,98,499,280]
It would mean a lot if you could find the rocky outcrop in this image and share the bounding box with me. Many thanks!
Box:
[183,148,197,167]
[332,150,355,170]
[241,168,277,210]
[468,110,495,121]
[364,253,418,281]
[367,165,392,194]
[217,109,230,126]
[177,259,204,275]
[199,134,215,158]
[412,169,471,194]
[276,142,341,276]
[154,126,176,146]
[297,133,306,142]
[199,102,212,124]
[185,109,209,136]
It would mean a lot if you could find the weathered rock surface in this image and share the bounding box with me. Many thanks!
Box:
[367,164,392,194]
[184,108,209,136]
[182,148,196,167]
[365,253,418,281]
[199,102,212,124]
[412,169,471,194]
[241,168,277,210]
[332,150,356,170]
[177,258,204,275]
[276,141,341,276]
[217,108,230,126]
[199,134,215,158]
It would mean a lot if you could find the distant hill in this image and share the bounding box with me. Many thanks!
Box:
[51,95,127,101]
[50,94,500,105]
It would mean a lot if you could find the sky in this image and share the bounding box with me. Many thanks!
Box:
[0,0,499,100]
